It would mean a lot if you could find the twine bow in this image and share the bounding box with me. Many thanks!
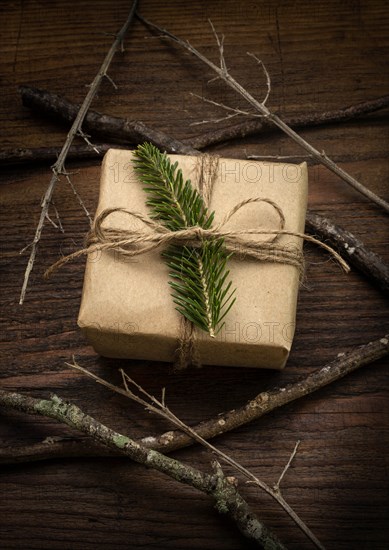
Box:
[46,199,349,277]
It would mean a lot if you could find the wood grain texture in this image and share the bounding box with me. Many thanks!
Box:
[0,1,388,549]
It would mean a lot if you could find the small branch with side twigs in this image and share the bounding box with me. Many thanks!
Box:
[17,85,389,160]
[188,95,389,149]
[136,13,389,214]
[2,336,387,545]
[18,0,139,306]
[0,388,288,550]
[272,441,301,495]
[68,361,325,549]
[1,335,387,466]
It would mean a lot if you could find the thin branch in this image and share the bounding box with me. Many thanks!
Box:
[273,441,301,494]
[0,389,286,550]
[137,14,389,213]
[51,200,64,233]
[246,52,271,105]
[18,0,139,305]
[0,145,384,170]
[0,144,117,167]
[63,172,93,226]
[190,92,263,120]
[71,362,325,549]
[149,334,388,454]
[187,95,389,149]
[1,335,387,467]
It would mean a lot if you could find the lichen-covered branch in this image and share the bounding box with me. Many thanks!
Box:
[0,389,285,550]
[69,365,324,549]
[1,336,387,463]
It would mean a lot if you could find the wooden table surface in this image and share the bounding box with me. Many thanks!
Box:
[1,1,388,549]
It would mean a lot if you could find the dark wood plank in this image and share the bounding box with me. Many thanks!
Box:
[0,1,388,549]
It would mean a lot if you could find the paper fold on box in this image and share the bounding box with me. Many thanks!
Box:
[78,149,308,369]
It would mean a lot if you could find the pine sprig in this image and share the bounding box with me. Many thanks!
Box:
[133,142,236,337]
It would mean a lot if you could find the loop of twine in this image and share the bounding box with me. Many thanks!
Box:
[46,198,349,278]
[46,154,350,370]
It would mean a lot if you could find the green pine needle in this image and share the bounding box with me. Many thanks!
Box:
[133,142,236,337]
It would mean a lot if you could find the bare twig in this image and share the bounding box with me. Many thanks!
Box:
[18,1,139,305]
[188,94,389,149]
[17,85,389,158]
[190,93,260,125]
[1,335,387,467]
[0,389,286,549]
[137,14,389,213]
[63,172,93,225]
[273,441,301,494]
[1,144,383,169]
[305,212,389,295]
[70,362,325,549]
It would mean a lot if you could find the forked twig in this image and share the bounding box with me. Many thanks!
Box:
[19,0,139,305]
[69,360,326,549]
[0,388,286,549]
[273,440,301,494]
[137,13,389,214]
[1,335,387,466]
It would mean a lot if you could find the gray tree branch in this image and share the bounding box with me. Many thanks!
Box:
[0,389,286,550]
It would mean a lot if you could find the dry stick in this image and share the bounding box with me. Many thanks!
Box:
[305,212,389,295]
[1,336,387,462]
[151,334,389,453]
[69,363,325,550]
[245,152,385,165]
[0,389,286,550]
[17,85,389,162]
[137,14,389,214]
[19,85,198,156]
[188,95,389,149]
[18,1,139,305]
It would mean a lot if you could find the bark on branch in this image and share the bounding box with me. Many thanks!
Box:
[305,212,389,295]
[19,85,197,155]
[1,335,387,463]
[0,389,285,549]
[18,85,389,158]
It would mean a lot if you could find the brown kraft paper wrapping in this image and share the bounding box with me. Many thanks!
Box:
[78,149,308,369]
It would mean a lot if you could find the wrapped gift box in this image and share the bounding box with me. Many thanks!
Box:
[78,149,308,369]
